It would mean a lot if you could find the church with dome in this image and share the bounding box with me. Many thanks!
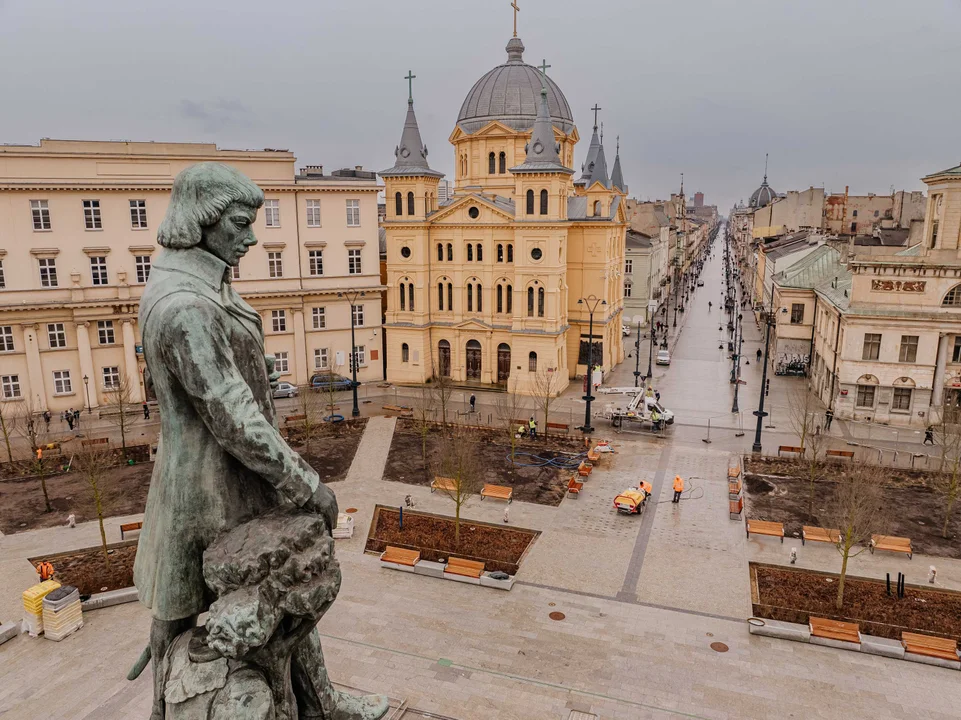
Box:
[380,30,627,394]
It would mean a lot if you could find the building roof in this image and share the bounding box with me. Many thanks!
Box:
[567,194,620,221]
[509,78,573,175]
[587,139,611,189]
[610,140,626,193]
[749,178,778,209]
[923,163,961,181]
[575,124,602,186]
[626,230,652,249]
[766,234,818,263]
[380,99,444,178]
[853,228,910,247]
[456,37,574,135]
[775,244,841,289]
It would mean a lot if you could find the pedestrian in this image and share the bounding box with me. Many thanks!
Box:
[66,413,74,431]
[655,390,661,402]
[42,410,51,431]
[672,475,685,503]
[74,408,81,428]
[708,301,712,311]
[469,394,476,413]
[924,426,935,445]
[143,402,151,420]
[404,494,414,509]
[528,416,537,441]
[503,506,510,524]
[824,408,834,430]
[757,349,762,362]
[60,411,65,425]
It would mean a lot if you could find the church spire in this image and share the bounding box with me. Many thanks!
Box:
[588,133,610,189]
[610,135,626,193]
[380,75,443,179]
[575,104,603,186]
[510,59,572,175]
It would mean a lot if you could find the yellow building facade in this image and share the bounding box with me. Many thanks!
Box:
[381,36,626,394]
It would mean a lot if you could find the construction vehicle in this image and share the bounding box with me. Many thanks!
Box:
[603,389,675,430]
[613,481,654,514]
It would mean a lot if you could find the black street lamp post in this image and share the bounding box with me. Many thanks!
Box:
[337,289,366,418]
[752,295,776,452]
[83,375,91,414]
[578,295,606,434]
[647,321,655,380]
[632,320,642,387]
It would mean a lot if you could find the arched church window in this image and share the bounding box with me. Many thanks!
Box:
[489,152,496,174]
[394,192,402,217]
[507,244,514,263]
[526,189,535,215]
[477,244,483,262]
[538,287,545,317]
[499,151,506,174]
[527,287,535,317]
[593,200,601,216]
[438,282,444,310]
[407,192,415,216]
[399,283,406,311]
[943,284,961,306]
[506,285,513,314]
[540,189,548,215]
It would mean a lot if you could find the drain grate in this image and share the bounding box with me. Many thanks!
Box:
[549,611,566,621]
[568,712,597,720]
[710,642,729,653]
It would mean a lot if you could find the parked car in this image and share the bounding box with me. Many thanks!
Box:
[309,373,354,392]
[622,324,632,336]
[272,381,298,399]
[696,280,704,287]
[656,349,671,366]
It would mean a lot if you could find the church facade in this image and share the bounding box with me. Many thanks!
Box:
[380,35,626,395]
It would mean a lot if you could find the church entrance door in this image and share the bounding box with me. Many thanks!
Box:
[466,340,482,381]
[496,343,511,385]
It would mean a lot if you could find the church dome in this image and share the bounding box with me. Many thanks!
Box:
[456,37,575,135]
[749,180,777,209]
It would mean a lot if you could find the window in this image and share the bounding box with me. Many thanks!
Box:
[624,280,632,298]
[264,199,280,227]
[899,335,918,363]
[531,247,542,261]
[348,249,362,274]
[1,375,21,399]
[540,189,548,215]
[232,265,241,280]
[401,343,410,363]
[274,351,289,374]
[314,348,329,370]
[850,222,857,233]
[953,336,961,364]
[489,152,496,174]
[346,199,360,226]
[437,244,444,262]
[0,326,13,352]
[31,200,51,230]
[352,305,364,327]
[399,283,406,311]
[943,285,961,306]
[856,384,876,408]
[271,310,287,332]
[102,366,120,389]
[538,287,545,317]
[476,283,482,313]
[83,199,102,229]
[528,287,535,317]
[852,210,858,218]
[448,283,453,311]
[467,283,473,312]
[97,320,115,345]
[408,284,414,311]
[526,189,535,214]
[308,249,323,276]
[130,200,147,229]
[496,284,503,313]
[395,192,403,217]
[90,256,108,286]
[874,210,879,218]
[497,244,504,263]
[351,345,366,369]
[862,333,881,360]
[268,251,284,278]
[38,257,58,287]
[893,387,912,411]
[625,259,633,274]
[407,192,415,216]
[467,244,473,262]
[306,199,321,227]
[499,152,506,174]
[594,200,601,216]
[312,307,326,329]
[528,351,538,372]
[135,255,151,283]
[438,282,444,311]
[507,244,513,263]
[477,244,483,262]
[47,323,66,348]
[506,285,512,314]
[790,303,804,324]
[53,370,72,395]
[447,243,453,261]
[0,260,4,289]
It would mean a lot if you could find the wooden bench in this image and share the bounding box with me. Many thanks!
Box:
[777,445,803,457]
[382,405,413,417]
[284,414,307,424]
[568,476,583,496]
[120,521,143,540]
[802,526,841,546]
[431,477,458,493]
[547,422,570,432]
[380,546,420,567]
[480,484,513,503]
[746,519,784,543]
[586,448,600,463]
[809,617,861,644]
[870,534,913,559]
[727,466,741,478]
[826,449,855,460]
[902,632,959,662]
[444,557,485,579]
[578,461,593,477]
[81,437,109,447]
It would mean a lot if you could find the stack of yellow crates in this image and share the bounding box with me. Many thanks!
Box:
[42,585,83,641]
[22,579,61,637]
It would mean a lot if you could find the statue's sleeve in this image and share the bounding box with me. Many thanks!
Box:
[158,296,318,506]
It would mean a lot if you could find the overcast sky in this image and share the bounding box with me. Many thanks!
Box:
[1,0,959,211]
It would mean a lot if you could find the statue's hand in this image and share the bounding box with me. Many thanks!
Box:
[264,354,280,390]
[303,482,338,535]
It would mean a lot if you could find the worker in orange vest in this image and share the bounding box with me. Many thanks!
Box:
[36,561,54,582]
[672,475,685,503]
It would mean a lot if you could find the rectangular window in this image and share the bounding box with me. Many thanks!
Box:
[953,336,961,364]
[53,370,72,395]
[306,199,321,227]
[312,307,326,329]
[308,250,323,276]
[1,374,21,399]
[47,323,66,349]
[264,199,280,227]
[862,333,881,361]
[314,348,328,370]
[0,326,13,352]
[352,305,364,327]
[624,281,632,298]
[899,335,918,363]
[855,384,876,408]
[790,303,804,324]
[351,344,366,369]
[30,200,51,230]
[271,310,287,332]
[83,199,102,230]
[346,199,360,227]
[268,251,284,278]
[98,320,115,345]
[274,351,289,373]
[348,248,362,275]
[892,387,912,411]
[90,256,108,286]
[625,259,633,274]
[129,200,148,229]
[39,257,58,287]
[135,255,151,283]
[102,366,121,389]
[0,259,5,289]
[232,265,241,280]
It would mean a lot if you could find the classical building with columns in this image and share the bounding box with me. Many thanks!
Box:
[0,139,383,414]
[380,33,627,394]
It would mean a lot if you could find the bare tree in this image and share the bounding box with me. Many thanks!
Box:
[494,377,527,465]
[822,464,887,610]
[530,367,561,440]
[412,385,435,480]
[291,383,324,460]
[72,443,114,564]
[0,399,20,464]
[16,401,52,512]
[787,387,819,456]
[933,405,961,539]
[103,374,137,459]
[316,362,346,423]
[433,427,483,545]
[804,425,828,520]
[430,367,455,429]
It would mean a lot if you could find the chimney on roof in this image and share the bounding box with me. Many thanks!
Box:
[302,165,324,175]
[355,165,363,171]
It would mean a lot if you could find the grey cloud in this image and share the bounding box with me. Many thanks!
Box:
[178,99,253,133]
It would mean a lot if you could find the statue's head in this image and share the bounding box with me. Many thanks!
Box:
[158,162,264,267]
[201,509,340,659]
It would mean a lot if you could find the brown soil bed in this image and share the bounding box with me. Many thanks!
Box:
[364,505,539,575]
[32,543,137,597]
[290,417,368,483]
[743,471,961,558]
[751,563,961,642]
[384,421,580,506]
